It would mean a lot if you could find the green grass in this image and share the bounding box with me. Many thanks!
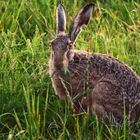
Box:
[0,0,140,139]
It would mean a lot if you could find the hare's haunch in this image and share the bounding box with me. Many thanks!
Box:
[49,3,140,122]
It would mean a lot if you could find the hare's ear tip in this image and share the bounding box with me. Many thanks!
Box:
[82,3,96,13]
[58,4,65,9]
[88,3,95,6]
[86,3,96,9]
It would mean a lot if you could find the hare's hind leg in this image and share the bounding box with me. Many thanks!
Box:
[72,81,123,120]
[88,82,123,120]
[72,90,105,116]
[80,90,106,117]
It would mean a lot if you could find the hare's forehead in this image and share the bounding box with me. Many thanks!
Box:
[53,35,70,43]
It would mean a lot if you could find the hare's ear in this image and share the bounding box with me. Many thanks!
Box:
[56,4,66,36]
[69,3,95,42]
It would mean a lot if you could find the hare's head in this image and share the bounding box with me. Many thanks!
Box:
[50,4,95,68]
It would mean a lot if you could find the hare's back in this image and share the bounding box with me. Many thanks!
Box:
[69,51,140,96]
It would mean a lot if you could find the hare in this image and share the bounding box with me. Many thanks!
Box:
[49,3,140,122]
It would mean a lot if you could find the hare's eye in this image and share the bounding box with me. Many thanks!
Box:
[68,42,73,49]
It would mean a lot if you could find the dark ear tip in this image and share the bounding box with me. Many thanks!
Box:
[58,4,65,10]
[85,3,96,11]
[88,3,96,6]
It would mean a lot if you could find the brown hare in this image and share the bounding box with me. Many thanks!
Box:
[49,3,140,122]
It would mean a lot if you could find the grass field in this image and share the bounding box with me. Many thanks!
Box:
[0,0,140,139]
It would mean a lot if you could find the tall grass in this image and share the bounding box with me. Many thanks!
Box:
[0,0,140,139]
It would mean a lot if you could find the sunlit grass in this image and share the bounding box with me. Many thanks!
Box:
[0,0,140,139]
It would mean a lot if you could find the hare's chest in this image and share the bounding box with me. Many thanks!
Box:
[51,73,72,100]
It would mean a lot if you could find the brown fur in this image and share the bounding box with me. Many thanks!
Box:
[49,4,140,123]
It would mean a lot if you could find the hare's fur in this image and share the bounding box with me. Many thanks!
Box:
[49,4,140,122]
